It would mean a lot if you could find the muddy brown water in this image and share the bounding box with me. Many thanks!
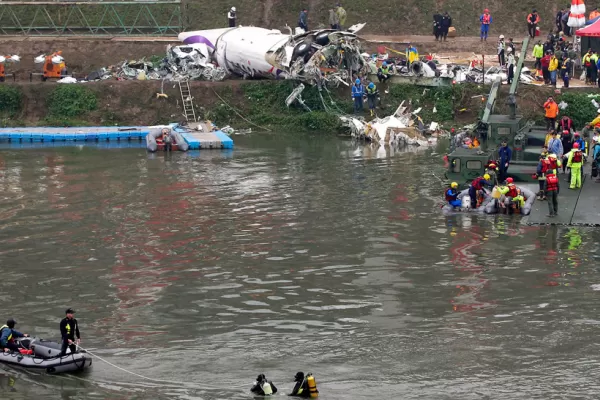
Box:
[0,135,599,400]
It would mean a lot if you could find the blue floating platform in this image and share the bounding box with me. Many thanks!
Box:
[0,126,149,143]
[175,122,234,150]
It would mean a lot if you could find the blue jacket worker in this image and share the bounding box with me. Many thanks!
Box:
[352,79,364,113]
[0,319,27,352]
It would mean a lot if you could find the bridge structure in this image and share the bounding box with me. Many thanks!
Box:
[0,1,182,36]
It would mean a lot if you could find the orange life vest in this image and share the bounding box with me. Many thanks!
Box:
[482,14,491,24]
[507,184,518,198]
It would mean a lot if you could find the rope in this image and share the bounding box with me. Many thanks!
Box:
[211,89,272,132]
[76,345,248,390]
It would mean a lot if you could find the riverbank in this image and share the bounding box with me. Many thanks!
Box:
[1,80,598,133]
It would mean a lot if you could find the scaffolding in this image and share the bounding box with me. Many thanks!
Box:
[0,1,182,36]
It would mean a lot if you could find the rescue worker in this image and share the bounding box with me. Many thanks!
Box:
[548,52,559,86]
[583,49,594,84]
[498,177,520,214]
[468,174,493,209]
[511,188,526,214]
[480,9,492,41]
[596,55,600,88]
[406,43,419,66]
[485,161,499,185]
[59,308,80,356]
[328,8,339,30]
[366,82,379,117]
[573,131,585,153]
[506,47,515,84]
[497,35,505,66]
[161,129,173,152]
[527,9,540,38]
[433,11,443,40]
[498,140,512,182]
[377,61,391,83]
[440,12,452,41]
[543,96,558,131]
[556,9,564,32]
[533,40,544,71]
[591,51,599,85]
[562,10,571,36]
[541,50,551,84]
[0,319,28,353]
[446,182,462,209]
[588,110,600,131]
[535,154,548,200]
[546,152,562,175]
[567,142,584,189]
[251,374,278,396]
[561,55,572,87]
[298,9,308,31]
[336,4,347,31]
[227,7,236,28]
[548,131,564,159]
[352,79,364,114]
[545,171,560,217]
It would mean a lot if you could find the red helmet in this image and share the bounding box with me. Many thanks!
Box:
[574,132,580,136]
[573,142,580,149]
[506,177,514,183]
[563,130,569,135]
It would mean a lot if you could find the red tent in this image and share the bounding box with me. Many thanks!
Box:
[576,18,600,36]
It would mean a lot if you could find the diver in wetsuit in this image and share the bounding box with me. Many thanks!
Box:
[251,374,277,396]
[289,372,310,397]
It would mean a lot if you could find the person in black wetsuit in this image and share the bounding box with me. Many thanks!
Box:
[59,308,80,356]
[289,372,310,397]
[250,374,277,396]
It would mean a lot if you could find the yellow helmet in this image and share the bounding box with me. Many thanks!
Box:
[451,182,458,188]
[484,173,491,180]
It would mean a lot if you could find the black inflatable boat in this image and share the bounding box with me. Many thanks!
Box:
[0,337,92,373]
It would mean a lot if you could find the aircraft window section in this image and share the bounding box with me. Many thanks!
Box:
[497,127,510,136]
[466,160,482,170]
[451,158,460,172]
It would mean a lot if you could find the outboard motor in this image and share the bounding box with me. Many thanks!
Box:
[30,338,67,358]
[410,61,424,76]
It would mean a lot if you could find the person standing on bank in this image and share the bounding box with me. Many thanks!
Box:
[227,7,237,28]
[60,308,80,356]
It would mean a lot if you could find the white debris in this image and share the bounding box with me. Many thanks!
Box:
[57,77,78,84]
[559,101,569,110]
[340,101,440,147]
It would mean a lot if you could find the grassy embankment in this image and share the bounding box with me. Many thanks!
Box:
[0,81,598,133]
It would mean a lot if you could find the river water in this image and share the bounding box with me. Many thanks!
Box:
[1,135,600,400]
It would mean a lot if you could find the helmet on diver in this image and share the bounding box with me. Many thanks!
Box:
[256,374,266,382]
[483,174,491,180]
[573,142,580,148]
[368,82,375,89]
[506,177,514,183]
[451,182,458,188]
[6,318,15,328]
[294,372,305,382]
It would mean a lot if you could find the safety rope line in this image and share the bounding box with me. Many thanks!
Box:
[211,88,272,132]
[76,345,248,390]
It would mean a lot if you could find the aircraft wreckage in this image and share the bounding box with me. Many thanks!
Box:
[178,24,366,86]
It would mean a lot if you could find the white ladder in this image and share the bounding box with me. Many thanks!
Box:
[178,80,197,122]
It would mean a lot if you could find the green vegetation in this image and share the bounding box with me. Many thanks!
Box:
[0,86,23,127]
[205,82,348,132]
[558,92,598,129]
[46,85,97,119]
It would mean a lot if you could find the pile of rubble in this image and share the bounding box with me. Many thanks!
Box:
[80,44,228,83]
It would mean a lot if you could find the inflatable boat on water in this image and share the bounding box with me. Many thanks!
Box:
[0,337,91,373]
[146,127,189,152]
[442,186,536,215]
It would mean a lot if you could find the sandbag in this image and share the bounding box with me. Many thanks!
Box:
[447,27,456,38]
